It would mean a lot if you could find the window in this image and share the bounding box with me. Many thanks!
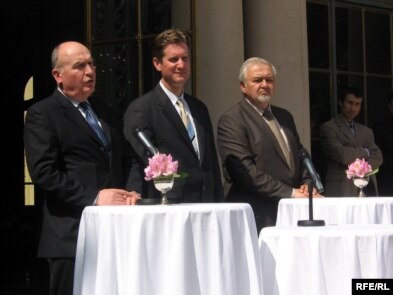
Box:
[307,0,393,181]
[308,0,393,138]
[86,0,193,115]
[24,77,34,206]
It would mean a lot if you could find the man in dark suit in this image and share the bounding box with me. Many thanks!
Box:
[24,41,141,295]
[123,29,223,203]
[217,57,318,231]
[320,87,383,197]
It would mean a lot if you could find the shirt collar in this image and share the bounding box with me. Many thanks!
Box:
[244,97,271,117]
[159,80,184,106]
[57,87,87,108]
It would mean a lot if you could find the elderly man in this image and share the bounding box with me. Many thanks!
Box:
[217,57,318,231]
[24,41,141,295]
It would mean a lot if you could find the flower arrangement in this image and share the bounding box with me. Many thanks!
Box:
[144,153,179,181]
[346,158,378,179]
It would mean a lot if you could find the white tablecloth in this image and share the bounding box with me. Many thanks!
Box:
[276,197,393,225]
[74,203,263,295]
[259,225,393,295]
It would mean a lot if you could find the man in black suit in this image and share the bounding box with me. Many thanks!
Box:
[24,41,141,295]
[123,29,223,202]
[217,57,319,231]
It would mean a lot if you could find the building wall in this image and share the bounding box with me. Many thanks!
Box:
[194,0,245,134]
[194,0,311,151]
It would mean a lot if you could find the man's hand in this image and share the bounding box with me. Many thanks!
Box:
[96,189,141,205]
[293,184,324,198]
[126,191,142,205]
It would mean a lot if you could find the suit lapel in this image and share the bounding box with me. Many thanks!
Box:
[272,107,296,174]
[155,86,199,159]
[241,100,291,172]
[335,115,355,144]
[53,90,110,153]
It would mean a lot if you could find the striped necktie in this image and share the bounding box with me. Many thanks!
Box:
[79,102,111,153]
[176,98,199,157]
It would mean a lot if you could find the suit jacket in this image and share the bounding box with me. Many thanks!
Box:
[24,89,141,258]
[217,99,308,230]
[319,114,383,197]
[123,84,224,202]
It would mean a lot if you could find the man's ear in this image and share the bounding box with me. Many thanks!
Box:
[152,57,161,72]
[240,82,246,94]
[52,68,62,84]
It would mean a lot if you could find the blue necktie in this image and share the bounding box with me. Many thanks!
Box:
[79,102,111,153]
[177,98,199,157]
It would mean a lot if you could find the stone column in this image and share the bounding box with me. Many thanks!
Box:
[243,0,311,149]
[193,0,245,132]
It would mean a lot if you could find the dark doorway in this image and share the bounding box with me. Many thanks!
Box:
[1,1,84,294]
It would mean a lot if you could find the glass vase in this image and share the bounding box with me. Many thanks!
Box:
[153,175,174,205]
[353,176,369,198]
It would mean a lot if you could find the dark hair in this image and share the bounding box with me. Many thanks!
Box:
[340,86,363,102]
[152,29,191,60]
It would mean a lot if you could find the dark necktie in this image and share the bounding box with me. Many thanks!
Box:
[263,109,293,171]
[79,102,111,153]
[348,122,355,135]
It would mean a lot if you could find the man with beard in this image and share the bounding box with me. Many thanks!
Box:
[217,57,319,232]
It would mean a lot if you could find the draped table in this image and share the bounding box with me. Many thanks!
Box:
[276,197,393,225]
[259,224,393,295]
[73,203,263,295]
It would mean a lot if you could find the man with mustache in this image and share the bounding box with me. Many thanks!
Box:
[217,57,317,232]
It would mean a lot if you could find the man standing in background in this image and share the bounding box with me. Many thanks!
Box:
[320,87,383,197]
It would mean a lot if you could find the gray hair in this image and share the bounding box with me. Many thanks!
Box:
[238,57,277,82]
[51,44,61,69]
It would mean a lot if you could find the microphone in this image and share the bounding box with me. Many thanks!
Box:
[299,148,324,193]
[134,128,159,156]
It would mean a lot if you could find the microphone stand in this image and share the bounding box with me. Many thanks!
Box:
[297,182,325,226]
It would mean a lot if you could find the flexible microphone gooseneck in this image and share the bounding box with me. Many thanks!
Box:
[134,128,159,156]
[299,148,324,193]
[297,147,325,227]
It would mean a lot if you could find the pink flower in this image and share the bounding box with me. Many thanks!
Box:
[346,158,372,179]
[144,153,179,181]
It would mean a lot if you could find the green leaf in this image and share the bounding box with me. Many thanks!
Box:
[173,172,188,179]
[365,168,379,176]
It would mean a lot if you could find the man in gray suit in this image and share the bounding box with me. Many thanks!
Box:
[123,29,223,203]
[320,87,383,197]
[217,57,318,231]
